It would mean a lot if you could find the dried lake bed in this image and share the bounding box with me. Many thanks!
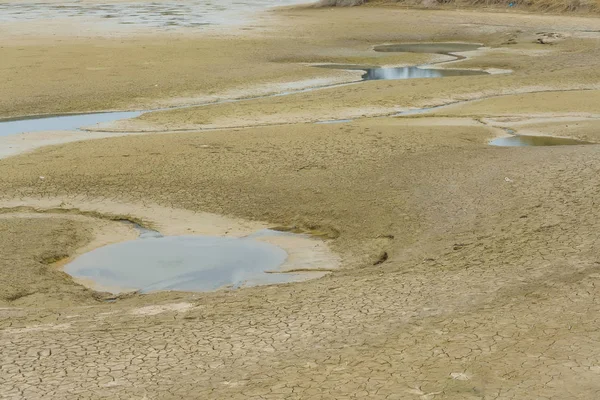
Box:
[2,2,600,399]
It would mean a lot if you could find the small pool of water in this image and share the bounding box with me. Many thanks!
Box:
[64,234,302,294]
[0,111,143,137]
[316,64,487,81]
[490,135,592,147]
[373,43,483,54]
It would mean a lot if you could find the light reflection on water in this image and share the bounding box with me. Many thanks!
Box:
[64,235,296,294]
[362,66,487,81]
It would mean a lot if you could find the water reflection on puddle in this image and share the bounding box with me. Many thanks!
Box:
[490,135,592,147]
[363,66,487,80]
[64,233,305,294]
[315,64,487,81]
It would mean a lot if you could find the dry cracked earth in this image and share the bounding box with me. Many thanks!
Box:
[2,3,600,400]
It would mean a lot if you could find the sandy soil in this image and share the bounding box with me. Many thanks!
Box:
[2,4,600,400]
[96,39,600,131]
[4,7,600,120]
[0,21,431,118]
[503,118,600,141]
[431,89,600,116]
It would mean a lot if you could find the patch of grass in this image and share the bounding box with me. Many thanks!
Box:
[317,0,600,12]
[5,289,34,302]
[40,253,70,265]
[315,0,366,6]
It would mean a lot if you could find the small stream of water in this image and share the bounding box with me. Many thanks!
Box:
[0,111,143,137]
[0,42,488,138]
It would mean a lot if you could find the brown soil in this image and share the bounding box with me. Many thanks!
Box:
[0,214,127,306]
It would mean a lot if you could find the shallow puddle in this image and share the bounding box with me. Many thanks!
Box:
[490,135,592,147]
[0,111,142,137]
[316,64,487,81]
[362,66,487,80]
[64,232,313,294]
[373,43,482,55]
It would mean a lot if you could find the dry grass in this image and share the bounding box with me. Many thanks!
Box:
[315,0,366,6]
[317,0,600,12]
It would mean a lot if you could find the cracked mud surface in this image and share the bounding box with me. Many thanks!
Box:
[2,116,600,398]
[2,4,600,400]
